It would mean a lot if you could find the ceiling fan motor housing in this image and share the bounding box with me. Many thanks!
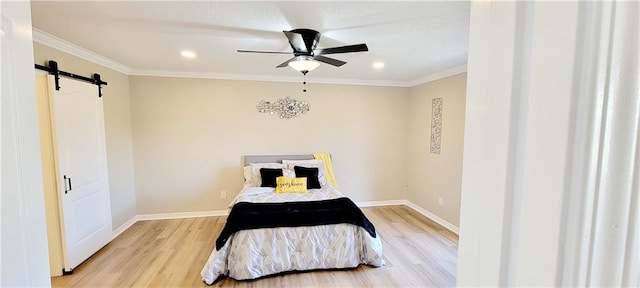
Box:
[237,28,368,69]
[289,28,321,56]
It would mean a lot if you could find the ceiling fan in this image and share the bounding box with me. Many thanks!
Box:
[238,28,369,74]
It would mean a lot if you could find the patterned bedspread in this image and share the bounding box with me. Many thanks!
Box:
[200,186,385,284]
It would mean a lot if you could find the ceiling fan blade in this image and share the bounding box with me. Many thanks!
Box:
[314,43,369,55]
[237,49,292,54]
[283,30,308,53]
[276,57,297,68]
[313,55,346,67]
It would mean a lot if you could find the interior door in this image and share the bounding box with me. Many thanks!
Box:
[47,75,112,273]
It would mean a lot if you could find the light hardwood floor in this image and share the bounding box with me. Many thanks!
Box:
[52,205,458,287]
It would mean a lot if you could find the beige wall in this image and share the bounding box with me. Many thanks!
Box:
[130,76,409,213]
[32,41,466,230]
[407,73,466,226]
[33,43,137,230]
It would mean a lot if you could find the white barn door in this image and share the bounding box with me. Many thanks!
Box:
[47,75,112,273]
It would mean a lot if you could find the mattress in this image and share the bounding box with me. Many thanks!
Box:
[200,185,385,284]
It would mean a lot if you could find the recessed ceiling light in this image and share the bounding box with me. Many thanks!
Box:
[372,62,385,69]
[181,50,196,58]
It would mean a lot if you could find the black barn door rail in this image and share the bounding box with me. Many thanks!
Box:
[34,60,108,97]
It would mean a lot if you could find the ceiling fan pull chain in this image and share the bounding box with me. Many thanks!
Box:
[303,74,307,93]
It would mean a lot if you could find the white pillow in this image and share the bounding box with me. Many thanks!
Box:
[243,165,255,186]
[243,163,293,187]
[281,169,295,179]
[282,159,327,186]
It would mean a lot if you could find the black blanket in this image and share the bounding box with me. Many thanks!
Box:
[215,197,376,250]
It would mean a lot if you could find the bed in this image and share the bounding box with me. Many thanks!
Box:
[200,155,384,284]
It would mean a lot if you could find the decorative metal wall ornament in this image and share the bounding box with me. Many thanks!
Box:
[430,97,443,154]
[257,97,310,119]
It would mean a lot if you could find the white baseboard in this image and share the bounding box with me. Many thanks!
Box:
[112,216,137,240]
[112,201,459,238]
[403,200,460,235]
[357,199,460,235]
[137,209,228,221]
[356,200,406,207]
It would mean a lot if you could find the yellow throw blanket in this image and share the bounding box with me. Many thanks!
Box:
[313,152,338,188]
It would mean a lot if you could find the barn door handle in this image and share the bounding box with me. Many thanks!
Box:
[63,175,72,194]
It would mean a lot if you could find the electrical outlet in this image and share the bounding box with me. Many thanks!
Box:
[221,191,227,199]
[438,197,444,206]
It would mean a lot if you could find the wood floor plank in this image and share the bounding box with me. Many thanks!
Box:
[51,205,458,287]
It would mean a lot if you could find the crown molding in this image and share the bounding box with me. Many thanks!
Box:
[301,76,408,87]
[130,69,310,84]
[32,28,464,87]
[129,69,409,87]
[32,28,132,75]
[407,64,468,87]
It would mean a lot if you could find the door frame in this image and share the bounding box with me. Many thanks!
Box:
[458,1,639,286]
[1,1,51,286]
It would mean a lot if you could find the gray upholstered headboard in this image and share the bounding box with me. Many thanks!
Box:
[243,154,314,166]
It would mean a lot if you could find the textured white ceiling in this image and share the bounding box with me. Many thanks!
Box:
[30,1,470,86]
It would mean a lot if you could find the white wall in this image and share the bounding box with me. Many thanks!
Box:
[458,1,575,285]
[458,1,639,287]
[130,76,410,214]
[407,73,466,227]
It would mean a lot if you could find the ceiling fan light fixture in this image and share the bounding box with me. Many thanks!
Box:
[288,56,320,73]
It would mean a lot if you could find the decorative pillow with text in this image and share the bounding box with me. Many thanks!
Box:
[275,176,308,193]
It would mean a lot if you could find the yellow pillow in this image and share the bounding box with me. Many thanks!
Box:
[275,176,307,193]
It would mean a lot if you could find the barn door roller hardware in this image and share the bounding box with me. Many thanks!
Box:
[34,60,108,97]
